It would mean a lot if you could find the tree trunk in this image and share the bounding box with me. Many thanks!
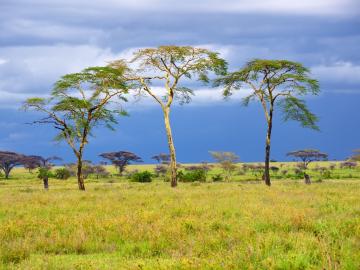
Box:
[77,157,85,191]
[264,111,273,186]
[43,177,49,190]
[163,108,177,187]
[304,173,311,185]
[4,169,10,179]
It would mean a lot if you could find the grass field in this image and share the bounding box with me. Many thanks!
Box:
[0,165,359,269]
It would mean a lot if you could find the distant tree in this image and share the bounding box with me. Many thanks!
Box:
[23,66,129,190]
[151,153,171,165]
[100,151,143,175]
[339,161,357,169]
[109,46,227,187]
[287,149,328,184]
[0,151,27,179]
[23,155,61,189]
[209,151,239,181]
[93,165,110,179]
[350,149,360,162]
[216,59,320,186]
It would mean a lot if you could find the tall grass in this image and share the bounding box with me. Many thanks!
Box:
[0,169,359,269]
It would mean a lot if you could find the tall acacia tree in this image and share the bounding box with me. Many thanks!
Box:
[215,59,320,186]
[109,46,227,187]
[23,66,128,190]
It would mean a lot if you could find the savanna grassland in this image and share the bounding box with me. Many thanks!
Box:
[0,165,359,270]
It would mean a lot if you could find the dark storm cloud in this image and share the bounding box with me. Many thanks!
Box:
[0,0,359,161]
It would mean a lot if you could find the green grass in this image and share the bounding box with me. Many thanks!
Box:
[0,166,359,269]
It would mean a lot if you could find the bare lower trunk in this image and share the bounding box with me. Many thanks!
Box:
[77,157,85,191]
[43,177,49,190]
[304,173,311,185]
[163,108,177,187]
[4,170,10,179]
[264,111,273,187]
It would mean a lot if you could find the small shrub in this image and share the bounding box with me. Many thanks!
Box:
[320,170,331,179]
[212,174,223,182]
[178,170,206,182]
[131,171,153,183]
[54,168,71,180]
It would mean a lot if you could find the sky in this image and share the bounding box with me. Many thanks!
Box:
[0,0,359,163]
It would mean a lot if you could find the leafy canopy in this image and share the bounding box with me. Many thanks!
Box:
[287,149,328,167]
[109,45,228,106]
[23,66,129,150]
[215,59,320,129]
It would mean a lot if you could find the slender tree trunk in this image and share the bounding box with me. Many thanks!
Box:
[163,108,177,187]
[77,156,85,191]
[304,172,311,185]
[264,111,273,186]
[4,168,10,179]
[43,177,49,190]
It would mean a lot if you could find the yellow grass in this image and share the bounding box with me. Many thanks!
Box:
[0,166,359,269]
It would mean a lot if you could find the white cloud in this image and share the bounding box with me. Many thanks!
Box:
[6,0,358,16]
[312,61,360,86]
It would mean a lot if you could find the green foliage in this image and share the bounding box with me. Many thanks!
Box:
[178,169,207,182]
[212,174,223,182]
[111,46,228,106]
[215,59,320,129]
[280,97,319,130]
[23,66,129,149]
[54,168,71,180]
[130,171,153,183]
[37,167,53,179]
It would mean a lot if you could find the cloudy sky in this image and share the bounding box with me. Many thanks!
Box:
[0,0,359,163]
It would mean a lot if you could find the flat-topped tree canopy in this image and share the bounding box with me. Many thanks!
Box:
[100,151,143,174]
[0,151,27,178]
[216,59,320,130]
[287,149,328,168]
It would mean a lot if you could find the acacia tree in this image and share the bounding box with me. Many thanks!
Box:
[350,149,360,162]
[209,151,239,181]
[151,153,171,165]
[216,59,320,186]
[287,149,328,184]
[0,151,27,179]
[24,155,61,189]
[23,66,129,190]
[109,46,227,187]
[99,151,143,175]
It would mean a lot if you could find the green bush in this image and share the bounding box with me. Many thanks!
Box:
[37,167,53,179]
[131,171,153,183]
[212,174,223,182]
[54,168,71,180]
[178,170,206,182]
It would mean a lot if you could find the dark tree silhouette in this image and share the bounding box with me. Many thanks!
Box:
[350,149,360,162]
[287,149,328,184]
[151,153,171,164]
[100,151,143,175]
[0,151,27,179]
